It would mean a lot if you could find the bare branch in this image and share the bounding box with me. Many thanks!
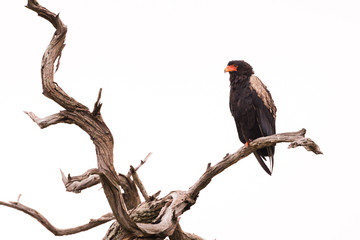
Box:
[123,129,322,237]
[127,152,152,178]
[25,0,143,236]
[130,165,149,201]
[187,128,322,200]
[59,167,141,210]
[288,137,323,154]
[60,168,101,193]
[24,111,72,129]
[16,194,22,204]
[0,200,114,236]
[126,152,153,202]
[26,0,88,112]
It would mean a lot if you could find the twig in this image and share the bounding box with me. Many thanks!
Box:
[127,152,152,178]
[17,194,22,204]
[24,111,73,129]
[130,166,149,201]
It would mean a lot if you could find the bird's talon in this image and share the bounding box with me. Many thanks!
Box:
[245,139,253,147]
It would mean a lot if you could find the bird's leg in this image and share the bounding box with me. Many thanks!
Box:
[245,139,253,147]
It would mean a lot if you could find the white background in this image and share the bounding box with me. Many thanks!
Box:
[1,0,359,239]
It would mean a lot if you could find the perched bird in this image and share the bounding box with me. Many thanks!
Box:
[225,60,277,175]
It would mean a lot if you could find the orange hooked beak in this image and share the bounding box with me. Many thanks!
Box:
[224,65,238,73]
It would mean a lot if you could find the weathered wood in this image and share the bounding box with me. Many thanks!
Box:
[25,0,143,236]
[0,200,114,236]
[130,165,150,201]
[0,1,323,240]
[60,168,102,193]
[187,128,322,200]
[127,152,152,178]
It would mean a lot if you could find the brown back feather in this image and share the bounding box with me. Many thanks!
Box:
[249,75,277,119]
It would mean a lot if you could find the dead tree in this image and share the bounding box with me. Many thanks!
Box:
[0,1,322,239]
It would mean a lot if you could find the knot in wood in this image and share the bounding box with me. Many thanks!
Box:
[130,199,168,223]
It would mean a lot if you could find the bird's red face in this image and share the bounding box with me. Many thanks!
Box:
[224,64,238,73]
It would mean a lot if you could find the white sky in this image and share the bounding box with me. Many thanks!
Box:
[1,0,360,239]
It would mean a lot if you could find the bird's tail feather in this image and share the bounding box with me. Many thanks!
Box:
[267,146,274,174]
[254,150,273,176]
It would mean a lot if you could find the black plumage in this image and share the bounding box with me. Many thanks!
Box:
[225,60,277,175]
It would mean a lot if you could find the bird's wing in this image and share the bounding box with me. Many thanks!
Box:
[249,75,276,118]
[249,75,276,174]
[249,75,276,136]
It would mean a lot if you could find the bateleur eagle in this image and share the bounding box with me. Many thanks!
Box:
[225,60,277,175]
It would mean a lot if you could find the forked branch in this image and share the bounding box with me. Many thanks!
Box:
[1,128,321,239]
[118,129,322,238]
